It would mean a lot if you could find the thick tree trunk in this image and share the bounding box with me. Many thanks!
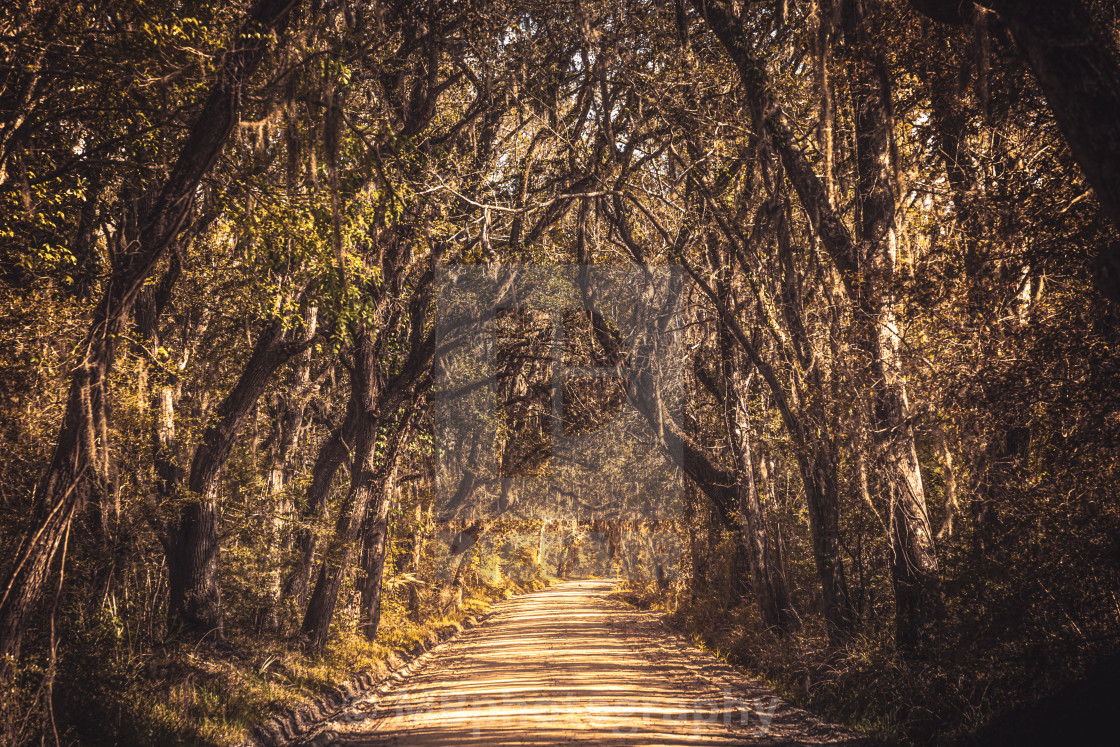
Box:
[0,0,301,666]
[167,318,311,637]
[843,0,941,654]
[986,0,1120,243]
[300,328,427,653]
[281,400,358,611]
[357,475,398,640]
[301,333,383,653]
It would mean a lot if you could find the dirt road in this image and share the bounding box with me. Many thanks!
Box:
[315,580,863,746]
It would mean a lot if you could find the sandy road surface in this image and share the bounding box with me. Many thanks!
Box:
[315,580,864,746]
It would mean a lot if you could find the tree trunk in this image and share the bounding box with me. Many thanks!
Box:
[693,0,939,652]
[300,330,425,653]
[281,400,358,611]
[262,308,318,632]
[536,520,548,567]
[678,257,856,641]
[842,0,941,653]
[612,104,856,639]
[301,332,383,653]
[407,502,427,618]
[0,0,301,666]
[935,426,958,540]
[798,438,856,638]
[167,318,310,637]
[737,435,796,633]
[718,323,795,634]
[684,482,710,601]
[357,475,397,640]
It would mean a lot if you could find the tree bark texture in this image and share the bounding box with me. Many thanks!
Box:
[166,317,312,637]
[301,331,384,653]
[356,485,394,640]
[281,398,359,613]
[300,327,430,653]
[842,0,941,653]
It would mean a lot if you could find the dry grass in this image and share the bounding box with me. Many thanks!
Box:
[48,576,549,746]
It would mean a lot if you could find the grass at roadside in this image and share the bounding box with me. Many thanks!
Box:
[51,576,549,746]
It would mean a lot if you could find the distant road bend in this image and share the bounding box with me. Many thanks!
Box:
[315,580,863,746]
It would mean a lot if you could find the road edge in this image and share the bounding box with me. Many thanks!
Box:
[241,610,496,747]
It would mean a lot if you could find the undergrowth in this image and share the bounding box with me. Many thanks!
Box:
[36,573,551,746]
[615,579,1119,745]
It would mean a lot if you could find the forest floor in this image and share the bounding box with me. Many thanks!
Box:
[308,580,866,746]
